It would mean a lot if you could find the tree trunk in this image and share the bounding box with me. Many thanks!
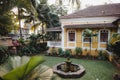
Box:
[18,8,22,39]
[90,37,92,55]
[33,19,35,33]
[41,23,44,43]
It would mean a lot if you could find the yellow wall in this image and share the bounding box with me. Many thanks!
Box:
[92,42,98,48]
[48,28,117,56]
[64,28,67,47]
[68,43,75,47]
[82,49,98,56]
[63,28,117,56]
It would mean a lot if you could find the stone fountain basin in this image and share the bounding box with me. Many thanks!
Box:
[53,62,85,78]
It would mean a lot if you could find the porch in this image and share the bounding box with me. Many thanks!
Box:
[47,41,62,48]
[45,27,62,48]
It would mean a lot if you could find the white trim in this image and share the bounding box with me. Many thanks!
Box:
[61,17,118,25]
[61,24,65,50]
[67,29,76,48]
[98,29,110,49]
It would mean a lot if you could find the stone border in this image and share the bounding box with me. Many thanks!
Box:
[53,62,85,78]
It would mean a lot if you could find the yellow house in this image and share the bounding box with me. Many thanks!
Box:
[47,3,120,56]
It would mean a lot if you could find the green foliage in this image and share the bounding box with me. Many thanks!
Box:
[48,12,61,27]
[51,47,57,55]
[83,29,98,37]
[64,49,71,57]
[21,46,31,54]
[107,33,120,57]
[0,14,13,36]
[108,33,120,45]
[2,56,45,80]
[75,47,82,55]
[49,4,67,16]
[111,40,120,57]
[98,50,107,60]
[0,46,9,64]
[20,34,48,55]
[29,34,38,47]
[18,38,25,45]
[83,29,93,37]
[58,48,64,56]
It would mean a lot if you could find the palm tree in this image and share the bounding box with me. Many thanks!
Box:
[1,0,37,38]
[56,0,81,12]
[14,0,37,38]
[83,29,97,55]
[30,0,61,31]
[1,0,61,37]
[49,4,67,16]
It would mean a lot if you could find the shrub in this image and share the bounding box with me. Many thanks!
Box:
[51,47,57,56]
[18,38,25,45]
[64,49,71,57]
[98,50,107,60]
[0,46,9,64]
[75,47,82,55]
[108,33,120,58]
[111,40,120,57]
[58,48,64,56]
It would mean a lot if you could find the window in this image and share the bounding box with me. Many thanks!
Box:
[68,30,75,41]
[100,30,108,42]
[83,37,91,42]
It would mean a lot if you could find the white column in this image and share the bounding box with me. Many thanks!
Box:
[61,24,65,51]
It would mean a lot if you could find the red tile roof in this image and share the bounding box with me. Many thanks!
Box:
[60,3,120,19]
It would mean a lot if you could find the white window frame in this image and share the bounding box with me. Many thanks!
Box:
[66,29,76,48]
[67,29,76,43]
[99,29,110,44]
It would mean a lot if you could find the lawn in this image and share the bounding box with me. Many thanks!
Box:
[42,56,120,80]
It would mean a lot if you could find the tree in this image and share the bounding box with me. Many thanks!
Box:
[1,0,36,38]
[49,4,67,16]
[1,0,61,37]
[108,33,120,57]
[30,0,61,32]
[68,0,81,9]
[0,12,13,36]
[56,0,81,12]
[83,29,97,55]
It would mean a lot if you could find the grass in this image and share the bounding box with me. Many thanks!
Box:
[42,56,120,80]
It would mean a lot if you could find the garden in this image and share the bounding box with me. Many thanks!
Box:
[0,0,120,80]
[0,33,120,80]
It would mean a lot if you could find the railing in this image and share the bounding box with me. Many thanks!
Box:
[47,41,61,47]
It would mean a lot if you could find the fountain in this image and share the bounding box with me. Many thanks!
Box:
[53,57,85,78]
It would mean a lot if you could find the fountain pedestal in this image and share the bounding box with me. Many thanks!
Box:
[53,62,85,78]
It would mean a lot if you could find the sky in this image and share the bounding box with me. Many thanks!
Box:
[48,0,120,9]
[80,0,120,9]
